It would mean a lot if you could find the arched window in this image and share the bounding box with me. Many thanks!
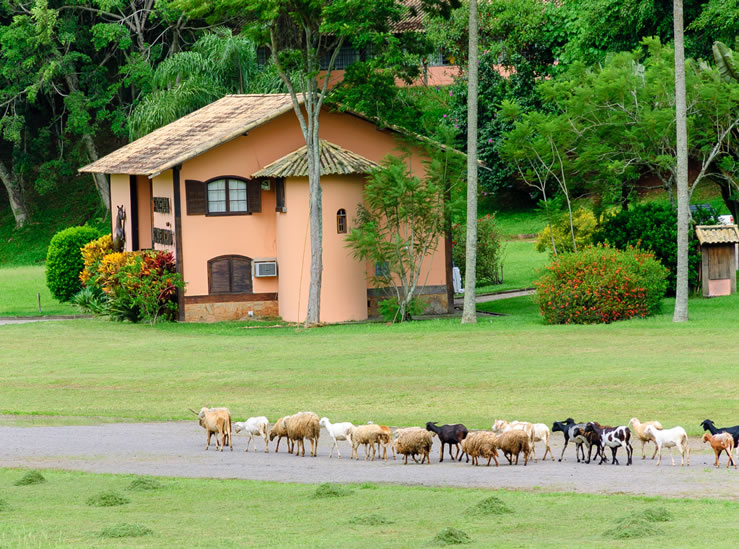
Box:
[207,178,247,213]
[337,208,347,234]
[208,255,253,294]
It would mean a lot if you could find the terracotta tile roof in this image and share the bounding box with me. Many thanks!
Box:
[79,94,296,176]
[695,225,739,245]
[390,0,425,32]
[252,140,379,178]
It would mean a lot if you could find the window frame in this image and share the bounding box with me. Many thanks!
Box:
[336,208,347,234]
[207,255,254,295]
[205,176,251,217]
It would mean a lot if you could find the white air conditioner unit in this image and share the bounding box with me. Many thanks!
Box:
[253,259,278,277]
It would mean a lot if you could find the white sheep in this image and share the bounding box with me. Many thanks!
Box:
[233,416,270,453]
[644,425,690,467]
[319,417,355,459]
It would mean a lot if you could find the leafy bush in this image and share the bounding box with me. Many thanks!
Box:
[453,214,505,285]
[78,249,183,324]
[593,202,719,295]
[87,491,130,507]
[79,234,114,287]
[378,297,423,323]
[100,523,153,538]
[534,244,668,324]
[536,208,597,255]
[14,470,46,486]
[45,226,101,302]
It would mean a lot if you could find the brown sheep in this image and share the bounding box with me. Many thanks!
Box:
[285,412,320,457]
[628,417,663,459]
[460,431,499,466]
[190,407,232,452]
[395,427,434,465]
[349,425,390,461]
[496,430,531,465]
[702,432,736,469]
[268,416,293,453]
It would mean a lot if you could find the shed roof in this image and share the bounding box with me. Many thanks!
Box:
[252,140,379,178]
[79,94,296,176]
[695,225,739,245]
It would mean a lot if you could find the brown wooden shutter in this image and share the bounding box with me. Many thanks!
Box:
[247,180,262,213]
[185,180,206,215]
[275,178,285,211]
[231,258,253,293]
[208,258,231,294]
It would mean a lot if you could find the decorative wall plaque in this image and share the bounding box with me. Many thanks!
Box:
[152,227,174,246]
[153,197,170,213]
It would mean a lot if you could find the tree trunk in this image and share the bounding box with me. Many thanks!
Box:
[673,0,690,323]
[304,131,323,327]
[0,159,30,228]
[64,73,110,212]
[462,0,479,324]
[82,134,111,212]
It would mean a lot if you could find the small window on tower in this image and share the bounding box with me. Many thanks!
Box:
[337,209,347,234]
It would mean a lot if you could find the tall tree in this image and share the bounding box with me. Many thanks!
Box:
[461,0,478,323]
[673,0,689,322]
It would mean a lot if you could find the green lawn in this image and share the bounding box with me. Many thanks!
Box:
[472,239,548,294]
[0,266,78,316]
[0,468,736,548]
[1,292,738,433]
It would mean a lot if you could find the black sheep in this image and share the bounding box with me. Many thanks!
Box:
[425,422,468,462]
[700,419,739,447]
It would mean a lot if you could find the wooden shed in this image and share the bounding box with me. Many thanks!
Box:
[695,225,739,297]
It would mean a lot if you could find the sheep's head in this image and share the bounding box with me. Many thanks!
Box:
[700,419,714,431]
[702,433,712,444]
[628,417,639,428]
[425,422,438,432]
[644,425,656,438]
[583,422,596,434]
[491,419,506,432]
[319,417,329,428]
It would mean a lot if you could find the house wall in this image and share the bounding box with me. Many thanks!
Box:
[136,175,153,249]
[151,171,176,256]
[167,107,448,322]
[110,174,133,251]
[277,175,368,323]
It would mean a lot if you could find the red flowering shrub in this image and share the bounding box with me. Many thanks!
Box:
[534,244,668,324]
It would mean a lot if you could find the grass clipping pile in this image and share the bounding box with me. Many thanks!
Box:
[602,506,674,539]
[127,477,163,491]
[348,513,394,526]
[87,491,130,507]
[100,523,153,539]
[14,470,46,486]
[433,527,472,545]
[465,495,512,517]
[313,483,353,498]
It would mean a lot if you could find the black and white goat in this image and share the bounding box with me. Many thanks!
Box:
[552,418,587,462]
[584,422,633,465]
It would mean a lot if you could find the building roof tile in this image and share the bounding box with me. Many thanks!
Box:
[252,140,379,178]
[695,224,739,245]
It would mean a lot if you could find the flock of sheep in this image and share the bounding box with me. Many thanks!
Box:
[189,408,739,469]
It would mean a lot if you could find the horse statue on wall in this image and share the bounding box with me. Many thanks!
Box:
[113,205,126,252]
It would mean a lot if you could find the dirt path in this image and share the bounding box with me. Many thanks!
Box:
[1,422,736,499]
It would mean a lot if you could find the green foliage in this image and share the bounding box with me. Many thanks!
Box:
[536,208,597,255]
[593,202,719,295]
[45,226,101,302]
[99,523,153,538]
[465,496,512,516]
[312,483,352,498]
[534,244,668,325]
[378,297,424,323]
[86,491,130,507]
[14,470,46,486]
[346,155,447,322]
[453,214,505,285]
[433,527,472,545]
[80,250,184,324]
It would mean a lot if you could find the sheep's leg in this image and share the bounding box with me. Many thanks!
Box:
[530,440,537,462]
[558,439,569,462]
[626,442,631,465]
[205,432,212,451]
[650,442,658,460]
[655,443,662,466]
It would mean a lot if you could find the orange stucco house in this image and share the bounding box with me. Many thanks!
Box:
[80,94,452,323]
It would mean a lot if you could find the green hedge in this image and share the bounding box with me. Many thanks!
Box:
[45,226,101,302]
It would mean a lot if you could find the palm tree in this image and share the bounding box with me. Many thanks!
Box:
[673,0,689,322]
[462,0,479,324]
[129,29,284,139]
